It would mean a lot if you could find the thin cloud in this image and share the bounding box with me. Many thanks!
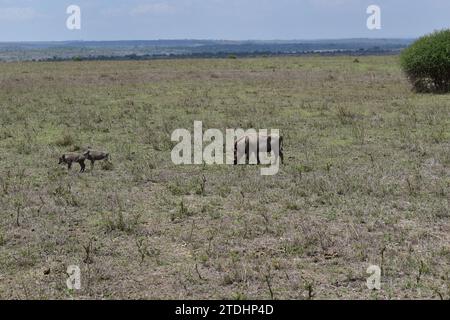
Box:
[0,7,40,21]
[308,0,360,8]
[130,3,176,16]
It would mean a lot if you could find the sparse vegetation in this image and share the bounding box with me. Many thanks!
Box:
[0,56,449,299]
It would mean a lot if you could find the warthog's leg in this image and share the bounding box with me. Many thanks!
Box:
[245,136,250,164]
[279,137,284,164]
[79,160,86,173]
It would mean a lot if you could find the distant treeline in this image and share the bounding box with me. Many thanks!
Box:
[40,49,403,62]
[0,39,413,62]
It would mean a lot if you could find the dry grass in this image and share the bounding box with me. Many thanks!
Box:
[0,56,449,299]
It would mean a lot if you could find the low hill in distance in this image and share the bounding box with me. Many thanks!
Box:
[0,39,414,62]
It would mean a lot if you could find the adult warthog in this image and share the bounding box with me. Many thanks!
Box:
[234,133,283,165]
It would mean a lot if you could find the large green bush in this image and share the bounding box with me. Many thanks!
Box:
[400,29,450,93]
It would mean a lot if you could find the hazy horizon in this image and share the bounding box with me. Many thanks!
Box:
[0,0,448,42]
[0,37,418,44]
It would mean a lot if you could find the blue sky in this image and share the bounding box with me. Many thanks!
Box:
[0,0,449,41]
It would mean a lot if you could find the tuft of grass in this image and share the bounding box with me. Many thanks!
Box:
[101,161,114,171]
[100,210,142,233]
[54,133,76,147]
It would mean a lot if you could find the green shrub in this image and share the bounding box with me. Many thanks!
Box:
[400,29,450,93]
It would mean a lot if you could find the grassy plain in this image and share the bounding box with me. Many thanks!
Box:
[0,56,449,299]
